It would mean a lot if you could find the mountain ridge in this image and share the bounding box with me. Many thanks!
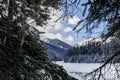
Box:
[64,36,120,63]
[41,38,73,61]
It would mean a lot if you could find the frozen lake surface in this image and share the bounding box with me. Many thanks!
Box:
[54,61,120,80]
[54,61,101,80]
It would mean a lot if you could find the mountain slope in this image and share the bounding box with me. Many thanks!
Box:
[65,37,120,63]
[42,38,73,61]
[44,38,73,50]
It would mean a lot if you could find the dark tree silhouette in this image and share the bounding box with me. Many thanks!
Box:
[0,0,77,80]
[80,0,120,79]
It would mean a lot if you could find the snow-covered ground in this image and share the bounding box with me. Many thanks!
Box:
[54,61,101,80]
[54,61,120,80]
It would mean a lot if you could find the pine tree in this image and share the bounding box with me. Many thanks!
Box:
[79,0,120,79]
[0,0,76,80]
[82,0,120,38]
[58,0,120,79]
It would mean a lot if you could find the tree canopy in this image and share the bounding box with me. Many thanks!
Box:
[82,0,120,38]
[0,0,77,80]
[79,0,120,79]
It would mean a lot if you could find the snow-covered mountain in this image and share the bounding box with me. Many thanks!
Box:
[79,37,102,46]
[42,38,73,61]
[65,36,120,63]
[44,38,73,50]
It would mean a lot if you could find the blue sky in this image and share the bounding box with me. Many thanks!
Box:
[36,0,105,45]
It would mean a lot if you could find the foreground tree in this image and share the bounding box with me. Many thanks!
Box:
[79,0,120,80]
[0,0,77,80]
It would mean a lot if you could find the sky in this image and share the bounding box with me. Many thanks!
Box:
[36,0,105,45]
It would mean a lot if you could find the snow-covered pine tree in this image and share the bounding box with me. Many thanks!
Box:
[0,0,76,80]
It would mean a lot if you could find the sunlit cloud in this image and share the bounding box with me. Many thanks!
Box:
[64,27,72,32]
[36,9,63,32]
[35,9,76,45]
[68,16,80,25]
[66,35,74,42]
[43,32,63,41]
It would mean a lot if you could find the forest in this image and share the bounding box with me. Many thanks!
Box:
[0,0,120,80]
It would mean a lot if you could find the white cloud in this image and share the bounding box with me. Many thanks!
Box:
[64,27,72,32]
[68,16,80,25]
[56,33,63,40]
[33,9,76,45]
[66,35,74,42]
[36,26,47,32]
[53,21,63,30]
[35,9,63,32]
[43,32,63,41]
[41,32,75,45]
[47,9,63,30]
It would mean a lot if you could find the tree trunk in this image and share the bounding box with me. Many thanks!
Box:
[8,0,14,21]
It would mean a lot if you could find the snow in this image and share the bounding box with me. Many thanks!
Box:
[79,38,94,45]
[79,37,102,46]
[54,61,120,80]
[38,69,45,74]
[54,61,101,80]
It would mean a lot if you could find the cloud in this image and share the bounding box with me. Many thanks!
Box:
[66,35,74,42]
[68,16,80,25]
[43,32,63,41]
[36,9,63,32]
[47,9,63,30]
[64,27,72,32]
[55,33,63,40]
[36,26,47,32]
[53,21,63,30]
[35,9,76,45]
[42,32,74,45]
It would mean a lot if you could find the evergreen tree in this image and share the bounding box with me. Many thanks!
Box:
[0,0,76,80]
[79,0,120,79]
[82,0,120,38]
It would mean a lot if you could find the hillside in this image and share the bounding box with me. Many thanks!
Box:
[42,38,73,61]
[64,37,120,63]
